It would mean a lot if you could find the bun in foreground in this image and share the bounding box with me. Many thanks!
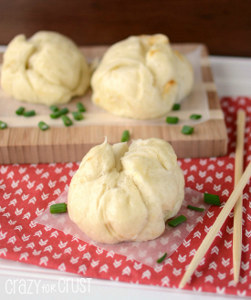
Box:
[68,138,184,244]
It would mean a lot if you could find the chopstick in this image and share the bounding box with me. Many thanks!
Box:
[179,161,251,289]
[233,110,246,283]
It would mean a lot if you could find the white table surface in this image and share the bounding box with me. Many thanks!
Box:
[0,55,250,299]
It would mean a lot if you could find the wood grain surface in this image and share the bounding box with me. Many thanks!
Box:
[0,0,250,57]
[0,44,228,163]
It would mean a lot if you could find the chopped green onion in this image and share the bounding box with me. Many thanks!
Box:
[0,120,7,129]
[121,130,130,142]
[77,102,86,112]
[50,111,61,119]
[167,215,187,227]
[204,193,221,206]
[23,110,36,117]
[172,103,180,111]
[50,203,67,214]
[61,115,73,127]
[166,116,179,124]
[190,114,202,120]
[50,107,69,119]
[38,121,50,131]
[50,105,59,113]
[72,111,84,121]
[60,107,69,115]
[187,205,205,212]
[157,252,167,263]
[16,106,25,115]
[181,125,194,135]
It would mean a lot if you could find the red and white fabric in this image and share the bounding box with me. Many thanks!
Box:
[0,96,250,297]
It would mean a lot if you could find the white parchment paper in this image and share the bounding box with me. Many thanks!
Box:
[35,187,209,269]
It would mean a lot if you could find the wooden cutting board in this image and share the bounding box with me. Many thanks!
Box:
[0,44,227,164]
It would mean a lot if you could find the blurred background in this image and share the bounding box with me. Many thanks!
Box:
[0,0,250,56]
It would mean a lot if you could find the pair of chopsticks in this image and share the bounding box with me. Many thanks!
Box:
[179,110,249,288]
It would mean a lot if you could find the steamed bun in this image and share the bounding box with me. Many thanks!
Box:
[68,138,184,244]
[1,31,90,105]
[91,34,193,119]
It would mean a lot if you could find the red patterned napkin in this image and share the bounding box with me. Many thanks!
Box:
[0,96,250,297]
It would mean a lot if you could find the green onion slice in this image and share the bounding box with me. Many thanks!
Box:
[121,130,130,142]
[72,111,84,121]
[167,215,187,227]
[50,107,69,119]
[187,205,205,212]
[50,203,67,214]
[190,114,202,120]
[0,120,7,129]
[172,103,180,111]
[77,102,86,112]
[23,110,36,117]
[166,116,179,124]
[16,106,25,115]
[50,111,61,119]
[38,121,50,131]
[181,125,194,135]
[59,107,69,115]
[157,252,167,264]
[204,193,221,206]
[50,105,59,113]
[61,115,73,127]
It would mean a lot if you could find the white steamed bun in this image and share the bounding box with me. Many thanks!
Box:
[1,31,90,105]
[91,34,193,119]
[68,138,184,244]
